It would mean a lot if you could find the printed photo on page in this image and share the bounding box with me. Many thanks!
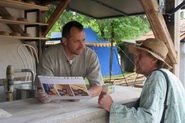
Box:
[38,76,91,100]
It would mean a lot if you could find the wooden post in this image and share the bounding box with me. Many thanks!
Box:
[139,0,177,67]
[42,0,71,36]
[164,0,180,76]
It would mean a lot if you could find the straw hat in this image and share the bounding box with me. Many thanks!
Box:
[129,38,171,68]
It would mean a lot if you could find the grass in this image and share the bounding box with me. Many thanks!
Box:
[85,71,135,85]
[103,72,133,79]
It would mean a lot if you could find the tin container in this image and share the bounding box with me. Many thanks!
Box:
[16,84,36,100]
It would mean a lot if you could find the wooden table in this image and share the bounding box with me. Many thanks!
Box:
[0,86,141,123]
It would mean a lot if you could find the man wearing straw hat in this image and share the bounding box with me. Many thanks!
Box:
[98,38,185,123]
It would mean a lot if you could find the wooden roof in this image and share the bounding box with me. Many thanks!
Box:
[138,19,185,41]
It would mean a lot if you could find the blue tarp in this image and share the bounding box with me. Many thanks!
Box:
[51,27,122,76]
[51,32,62,42]
[84,28,106,43]
[88,45,122,76]
[84,27,122,76]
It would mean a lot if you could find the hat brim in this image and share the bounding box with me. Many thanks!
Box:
[128,45,172,69]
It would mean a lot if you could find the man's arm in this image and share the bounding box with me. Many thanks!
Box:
[85,48,104,96]
[89,86,102,97]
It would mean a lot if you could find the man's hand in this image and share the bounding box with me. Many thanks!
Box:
[98,91,113,112]
[37,89,51,103]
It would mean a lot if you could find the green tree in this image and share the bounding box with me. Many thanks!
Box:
[46,4,150,42]
[46,5,150,43]
[46,4,150,74]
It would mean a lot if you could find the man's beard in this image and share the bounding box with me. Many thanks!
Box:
[70,48,83,55]
[135,65,141,74]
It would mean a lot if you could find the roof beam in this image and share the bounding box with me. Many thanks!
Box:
[139,0,177,66]
[39,0,60,5]
[42,0,71,36]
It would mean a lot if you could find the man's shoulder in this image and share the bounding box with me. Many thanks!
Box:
[151,69,173,77]
[84,46,96,54]
[44,44,63,54]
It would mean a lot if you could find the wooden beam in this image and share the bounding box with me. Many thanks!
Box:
[164,0,180,75]
[139,0,177,65]
[40,0,60,5]
[42,0,71,36]
[165,0,175,41]
[0,0,48,11]
[38,11,47,59]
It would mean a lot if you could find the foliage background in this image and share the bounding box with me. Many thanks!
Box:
[46,4,150,44]
[45,4,151,73]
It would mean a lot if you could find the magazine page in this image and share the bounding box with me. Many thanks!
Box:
[38,76,91,100]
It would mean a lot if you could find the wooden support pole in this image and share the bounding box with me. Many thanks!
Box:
[164,0,180,76]
[42,0,71,36]
[139,0,177,66]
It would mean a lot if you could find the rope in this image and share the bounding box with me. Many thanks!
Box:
[117,45,143,85]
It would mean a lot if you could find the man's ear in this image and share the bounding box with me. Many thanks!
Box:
[152,57,158,64]
[62,37,67,46]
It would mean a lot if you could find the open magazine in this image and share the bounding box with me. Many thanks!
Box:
[38,76,91,100]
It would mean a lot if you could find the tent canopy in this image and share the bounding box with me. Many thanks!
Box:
[84,27,122,76]
[84,27,116,47]
[39,0,145,19]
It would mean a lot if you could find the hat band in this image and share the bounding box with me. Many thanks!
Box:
[141,45,165,60]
